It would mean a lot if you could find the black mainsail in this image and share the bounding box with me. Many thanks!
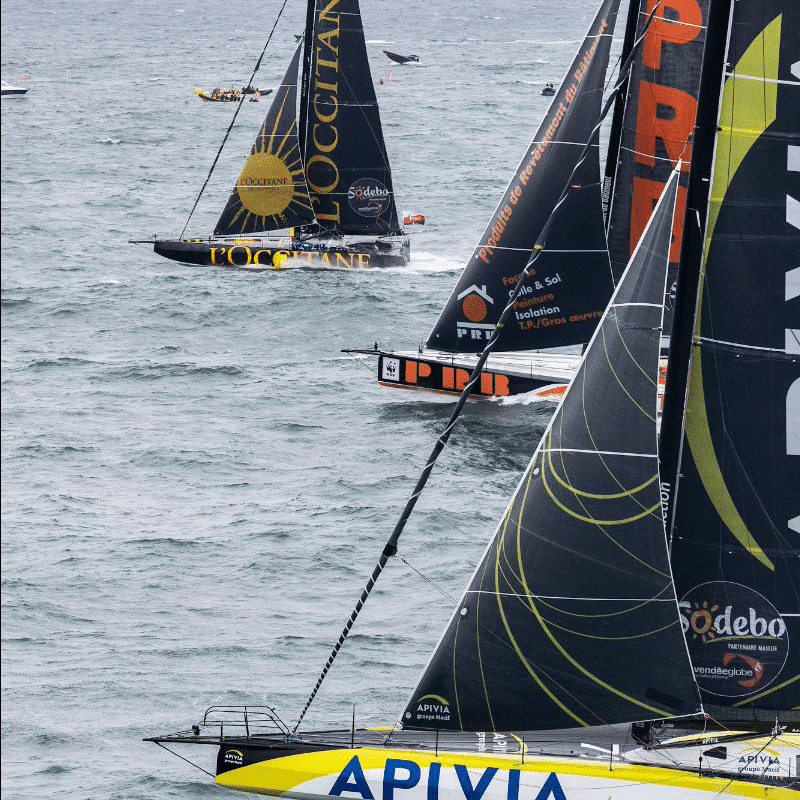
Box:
[604,0,710,335]
[300,0,402,236]
[214,44,314,236]
[665,0,800,723]
[425,0,619,355]
[402,169,700,732]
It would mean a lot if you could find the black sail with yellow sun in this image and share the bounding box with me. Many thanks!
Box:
[403,169,701,733]
[214,43,314,236]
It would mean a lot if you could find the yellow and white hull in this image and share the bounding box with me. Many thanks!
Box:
[215,745,798,798]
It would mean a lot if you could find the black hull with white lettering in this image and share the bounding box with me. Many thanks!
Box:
[150,235,410,270]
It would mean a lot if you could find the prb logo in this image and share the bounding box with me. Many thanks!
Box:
[680,581,789,698]
[456,285,495,341]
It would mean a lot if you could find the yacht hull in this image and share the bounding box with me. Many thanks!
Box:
[151,237,410,270]
[213,744,793,798]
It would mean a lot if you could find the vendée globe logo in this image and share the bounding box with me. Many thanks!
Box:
[679,581,788,698]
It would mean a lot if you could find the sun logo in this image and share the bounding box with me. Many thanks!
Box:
[689,600,719,642]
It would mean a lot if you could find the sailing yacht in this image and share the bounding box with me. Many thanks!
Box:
[147,0,799,793]
[136,0,409,270]
[348,0,710,399]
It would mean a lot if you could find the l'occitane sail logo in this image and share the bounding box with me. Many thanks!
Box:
[407,694,451,722]
[306,0,342,223]
[680,582,788,698]
[238,152,294,216]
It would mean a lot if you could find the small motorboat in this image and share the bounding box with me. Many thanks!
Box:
[383,50,419,64]
[403,214,425,225]
[541,83,556,96]
[1,81,29,96]
[195,86,272,102]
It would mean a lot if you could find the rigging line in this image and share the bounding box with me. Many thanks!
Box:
[179,0,292,238]
[398,555,457,604]
[292,4,661,735]
[154,741,215,778]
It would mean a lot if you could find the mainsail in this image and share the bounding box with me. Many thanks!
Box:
[604,0,710,335]
[425,0,619,355]
[215,44,315,236]
[301,0,401,235]
[403,169,700,732]
[666,0,800,722]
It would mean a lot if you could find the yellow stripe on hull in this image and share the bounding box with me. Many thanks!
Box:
[216,746,797,798]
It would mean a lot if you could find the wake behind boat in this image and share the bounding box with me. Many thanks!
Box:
[135,0,409,270]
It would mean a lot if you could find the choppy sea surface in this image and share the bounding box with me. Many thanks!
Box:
[2,0,618,796]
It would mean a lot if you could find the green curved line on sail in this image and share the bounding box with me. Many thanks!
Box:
[600,321,656,423]
[574,353,659,518]
[535,580,674,619]
[685,15,781,573]
[611,307,658,389]
[493,468,588,727]
[416,694,451,705]
[731,673,799,707]
[539,429,668,578]
[542,449,661,526]
[514,488,670,718]
[535,615,681,641]
[545,445,659,499]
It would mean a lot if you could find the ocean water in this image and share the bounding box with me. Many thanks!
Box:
[2,0,614,797]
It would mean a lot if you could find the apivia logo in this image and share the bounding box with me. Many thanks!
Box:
[224,749,244,766]
[348,179,391,217]
[328,755,568,800]
[680,581,788,697]
[405,694,451,723]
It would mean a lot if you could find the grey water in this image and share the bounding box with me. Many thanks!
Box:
[2,0,612,796]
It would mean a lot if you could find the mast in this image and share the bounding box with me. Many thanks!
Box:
[659,0,732,536]
[601,0,640,227]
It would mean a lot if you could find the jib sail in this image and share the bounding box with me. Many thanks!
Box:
[425,0,620,354]
[403,170,700,732]
[214,44,315,236]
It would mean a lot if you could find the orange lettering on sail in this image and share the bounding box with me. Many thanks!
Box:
[631,178,688,263]
[634,81,696,169]
[642,0,703,70]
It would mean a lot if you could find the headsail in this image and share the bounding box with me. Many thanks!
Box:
[214,44,315,236]
[667,0,800,723]
[403,169,700,732]
[301,0,401,235]
[425,0,620,355]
